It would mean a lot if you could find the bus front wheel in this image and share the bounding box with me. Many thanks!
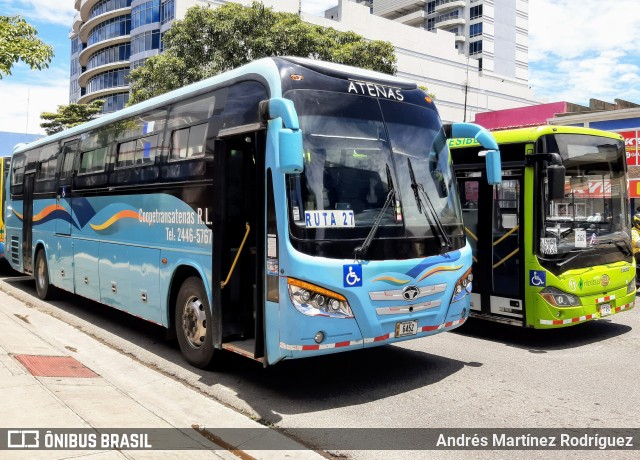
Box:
[34,249,54,300]
[175,276,215,368]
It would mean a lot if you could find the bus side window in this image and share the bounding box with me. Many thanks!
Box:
[170,124,207,161]
[75,147,109,188]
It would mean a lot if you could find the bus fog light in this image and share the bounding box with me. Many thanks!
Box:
[314,331,325,343]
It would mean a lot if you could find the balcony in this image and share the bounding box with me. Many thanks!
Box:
[434,0,466,14]
[434,11,465,28]
[374,0,427,19]
[395,10,427,27]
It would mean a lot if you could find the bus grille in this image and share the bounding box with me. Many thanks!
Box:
[10,236,20,266]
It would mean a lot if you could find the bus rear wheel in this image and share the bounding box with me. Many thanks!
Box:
[175,276,215,368]
[34,249,54,300]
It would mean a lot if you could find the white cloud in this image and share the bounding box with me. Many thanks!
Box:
[0,66,70,135]
[0,0,76,26]
[529,0,640,104]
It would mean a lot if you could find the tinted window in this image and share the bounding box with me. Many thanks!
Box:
[79,147,108,174]
[117,134,159,167]
[170,123,207,160]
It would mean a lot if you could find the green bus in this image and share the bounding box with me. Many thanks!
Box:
[450,126,635,328]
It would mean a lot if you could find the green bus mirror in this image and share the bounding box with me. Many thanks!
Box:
[547,163,566,200]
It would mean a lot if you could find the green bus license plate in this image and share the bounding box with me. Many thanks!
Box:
[396,320,418,337]
[599,303,612,317]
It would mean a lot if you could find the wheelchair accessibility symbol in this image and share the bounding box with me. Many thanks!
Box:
[529,270,546,287]
[343,264,362,287]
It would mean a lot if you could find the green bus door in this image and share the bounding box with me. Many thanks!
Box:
[458,170,525,325]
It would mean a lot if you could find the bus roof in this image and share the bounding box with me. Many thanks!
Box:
[13,57,416,156]
[449,125,624,149]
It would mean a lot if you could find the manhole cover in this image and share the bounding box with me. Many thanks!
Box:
[14,355,99,378]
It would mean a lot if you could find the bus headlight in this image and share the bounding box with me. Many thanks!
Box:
[288,278,353,318]
[451,268,473,303]
[539,287,581,307]
[627,280,636,296]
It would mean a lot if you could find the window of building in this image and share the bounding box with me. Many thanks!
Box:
[87,16,131,46]
[160,0,175,25]
[131,30,161,55]
[87,43,131,70]
[427,18,435,31]
[427,1,436,14]
[131,0,160,29]
[470,5,483,20]
[469,40,483,55]
[86,68,130,93]
[469,22,482,37]
[89,0,132,21]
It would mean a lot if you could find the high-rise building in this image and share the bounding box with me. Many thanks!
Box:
[70,0,538,122]
[70,0,225,113]
[372,0,529,81]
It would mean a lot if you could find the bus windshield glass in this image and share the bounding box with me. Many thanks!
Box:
[540,134,629,262]
[285,90,463,257]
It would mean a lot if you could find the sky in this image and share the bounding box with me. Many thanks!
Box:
[0,0,639,134]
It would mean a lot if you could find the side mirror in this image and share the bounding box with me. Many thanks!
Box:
[547,164,566,200]
[448,122,502,185]
[485,149,501,185]
[264,98,304,174]
[279,129,304,174]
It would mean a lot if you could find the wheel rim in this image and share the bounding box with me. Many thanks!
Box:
[36,255,46,291]
[181,295,207,349]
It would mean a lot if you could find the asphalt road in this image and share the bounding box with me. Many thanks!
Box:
[1,261,638,459]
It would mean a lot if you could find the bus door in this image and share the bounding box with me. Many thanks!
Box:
[215,130,265,357]
[22,170,36,274]
[458,170,524,325]
[52,140,77,291]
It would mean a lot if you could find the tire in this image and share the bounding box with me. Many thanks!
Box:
[34,249,54,300]
[174,276,215,368]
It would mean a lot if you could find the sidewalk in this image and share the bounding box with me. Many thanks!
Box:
[0,284,326,460]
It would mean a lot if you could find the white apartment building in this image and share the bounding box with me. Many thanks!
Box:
[70,0,538,122]
[371,0,530,81]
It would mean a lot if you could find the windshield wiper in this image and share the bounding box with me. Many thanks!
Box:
[554,247,596,267]
[407,158,452,248]
[591,238,632,256]
[354,164,396,261]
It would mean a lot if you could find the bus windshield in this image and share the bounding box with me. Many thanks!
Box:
[540,134,629,263]
[285,89,464,259]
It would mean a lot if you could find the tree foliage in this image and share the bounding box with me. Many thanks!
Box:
[0,15,54,78]
[129,2,397,104]
[40,100,105,135]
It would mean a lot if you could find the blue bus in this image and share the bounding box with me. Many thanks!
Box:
[1,156,9,259]
[5,57,501,367]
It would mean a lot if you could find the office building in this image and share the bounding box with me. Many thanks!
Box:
[371,0,529,81]
[70,0,538,121]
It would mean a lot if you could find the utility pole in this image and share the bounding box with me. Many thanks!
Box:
[298,0,302,16]
[463,55,470,122]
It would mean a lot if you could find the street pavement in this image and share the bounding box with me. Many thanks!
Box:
[0,274,326,460]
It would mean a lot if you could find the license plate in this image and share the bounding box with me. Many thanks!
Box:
[395,320,418,337]
[599,303,612,317]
